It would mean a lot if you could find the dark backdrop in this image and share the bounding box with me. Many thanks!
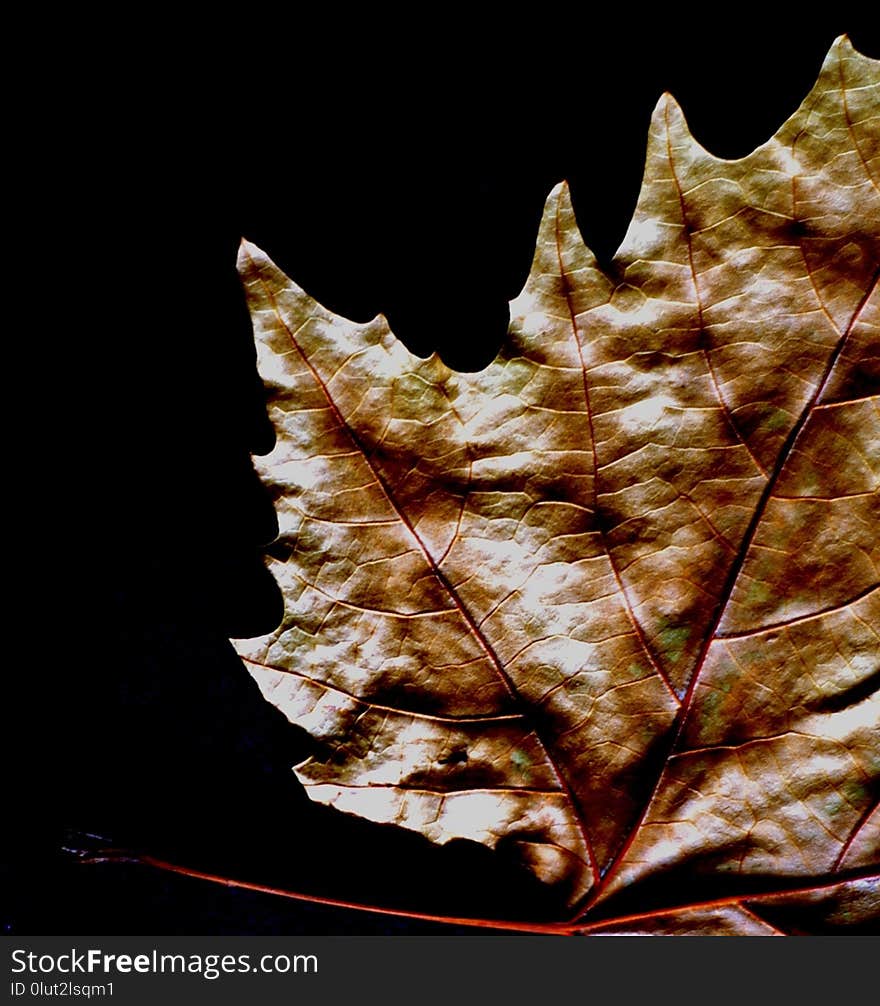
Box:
[8,18,879,934]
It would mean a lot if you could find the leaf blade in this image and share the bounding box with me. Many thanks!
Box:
[233,36,880,929]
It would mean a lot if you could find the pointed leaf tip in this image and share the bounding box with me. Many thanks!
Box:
[546,179,570,203]
[536,178,587,258]
[826,33,863,64]
[554,179,574,213]
[654,90,686,127]
[237,237,260,267]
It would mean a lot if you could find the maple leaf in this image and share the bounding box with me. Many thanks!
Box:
[231,37,879,935]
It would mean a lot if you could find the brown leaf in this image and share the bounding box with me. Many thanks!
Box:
[232,36,879,934]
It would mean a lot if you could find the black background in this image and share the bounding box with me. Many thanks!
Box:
[8,18,879,934]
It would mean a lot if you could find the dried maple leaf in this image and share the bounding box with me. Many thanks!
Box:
[231,37,879,935]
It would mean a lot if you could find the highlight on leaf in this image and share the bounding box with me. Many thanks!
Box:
[231,36,879,934]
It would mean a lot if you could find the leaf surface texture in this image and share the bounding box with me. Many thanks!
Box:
[233,38,879,933]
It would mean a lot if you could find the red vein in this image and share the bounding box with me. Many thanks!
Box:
[244,244,599,886]
[242,657,526,725]
[715,582,879,638]
[792,177,842,337]
[735,903,787,935]
[839,51,880,196]
[306,784,565,796]
[815,394,878,410]
[98,852,576,935]
[680,490,738,553]
[75,845,879,936]
[552,196,679,707]
[437,457,472,567]
[664,101,769,481]
[669,730,806,760]
[577,870,880,932]
[833,796,879,871]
